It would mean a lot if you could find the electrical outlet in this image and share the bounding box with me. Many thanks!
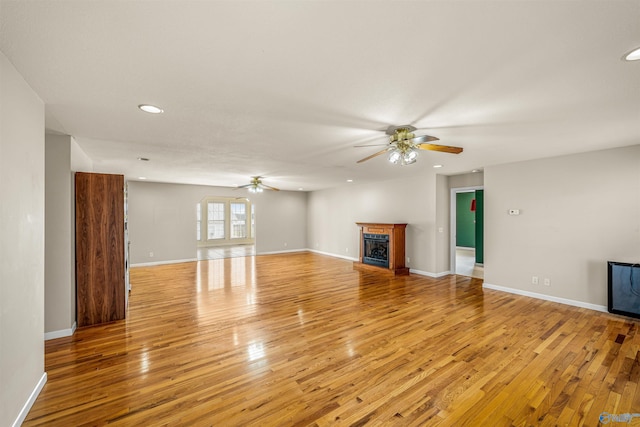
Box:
[544,278,550,286]
[149,252,154,257]
[284,242,287,247]
[345,247,349,253]
[532,276,539,285]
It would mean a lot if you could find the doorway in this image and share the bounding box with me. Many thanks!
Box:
[450,187,484,278]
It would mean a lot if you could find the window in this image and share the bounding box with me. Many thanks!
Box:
[197,197,255,245]
[207,202,225,239]
[230,203,247,238]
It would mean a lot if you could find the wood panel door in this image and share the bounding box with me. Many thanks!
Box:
[76,172,125,327]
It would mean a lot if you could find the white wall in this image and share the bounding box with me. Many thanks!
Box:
[128,181,308,264]
[44,134,75,337]
[449,171,484,189]
[70,137,93,172]
[307,171,443,275]
[44,135,92,338]
[250,189,309,254]
[1,52,46,427]
[484,145,640,307]
[435,174,450,273]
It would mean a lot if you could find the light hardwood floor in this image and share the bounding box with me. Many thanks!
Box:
[455,248,484,279]
[197,244,255,260]
[26,252,640,426]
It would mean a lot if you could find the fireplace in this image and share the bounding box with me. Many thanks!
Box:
[363,233,389,268]
[354,223,409,276]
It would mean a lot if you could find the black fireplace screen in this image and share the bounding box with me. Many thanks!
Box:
[363,233,389,268]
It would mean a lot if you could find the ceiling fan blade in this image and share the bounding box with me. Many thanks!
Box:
[261,184,280,191]
[356,147,393,163]
[416,143,463,154]
[411,134,439,144]
[235,184,252,189]
[354,143,388,148]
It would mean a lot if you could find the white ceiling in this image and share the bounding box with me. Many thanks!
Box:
[1,1,639,191]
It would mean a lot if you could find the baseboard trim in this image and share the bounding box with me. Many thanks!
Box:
[307,249,358,262]
[410,269,452,278]
[12,372,47,427]
[482,282,608,313]
[131,258,198,267]
[256,249,308,256]
[44,321,76,341]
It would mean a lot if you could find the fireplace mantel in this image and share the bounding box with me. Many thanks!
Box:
[354,222,409,276]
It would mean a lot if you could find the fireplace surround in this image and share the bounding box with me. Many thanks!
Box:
[354,223,409,276]
[363,233,389,268]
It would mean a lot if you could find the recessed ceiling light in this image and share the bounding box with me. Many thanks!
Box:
[137,157,150,161]
[298,187,304,191]
[472,169,480,173]
[138,104,164,114]
[624,47,640,61]
[433,164,443,168]
[347,179,353,182]
[138,176,147,180]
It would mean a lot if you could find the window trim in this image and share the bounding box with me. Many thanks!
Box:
[197,196,255,247]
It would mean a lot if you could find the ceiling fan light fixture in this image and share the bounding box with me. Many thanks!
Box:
[388,150,402,164]
[237,176,279,192]
[356,125,461,165]
[403,150,418,165]
[389,148,418,165]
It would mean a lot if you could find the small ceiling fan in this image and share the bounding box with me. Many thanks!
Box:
[236,176,280,193]
[356,125,463,165]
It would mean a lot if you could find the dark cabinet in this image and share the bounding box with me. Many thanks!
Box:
[75,172,125,327]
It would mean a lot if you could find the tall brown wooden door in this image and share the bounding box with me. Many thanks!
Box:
[75,172,125,327]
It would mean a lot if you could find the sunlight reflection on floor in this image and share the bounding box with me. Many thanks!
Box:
[456,247,484,279]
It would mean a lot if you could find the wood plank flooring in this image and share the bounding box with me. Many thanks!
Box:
[25,252,640,426]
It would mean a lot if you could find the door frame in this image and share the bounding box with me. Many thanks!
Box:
[450,186,484,274]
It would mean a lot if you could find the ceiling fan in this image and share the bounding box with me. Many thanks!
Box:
[236,176,280,193]
[356,125,463,165]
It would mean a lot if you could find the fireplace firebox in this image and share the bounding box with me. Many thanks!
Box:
[354,223,409,276]
[363,233,389,268]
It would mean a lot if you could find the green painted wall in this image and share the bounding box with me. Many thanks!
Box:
[456,192,476,248]
[475,190,484,264]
